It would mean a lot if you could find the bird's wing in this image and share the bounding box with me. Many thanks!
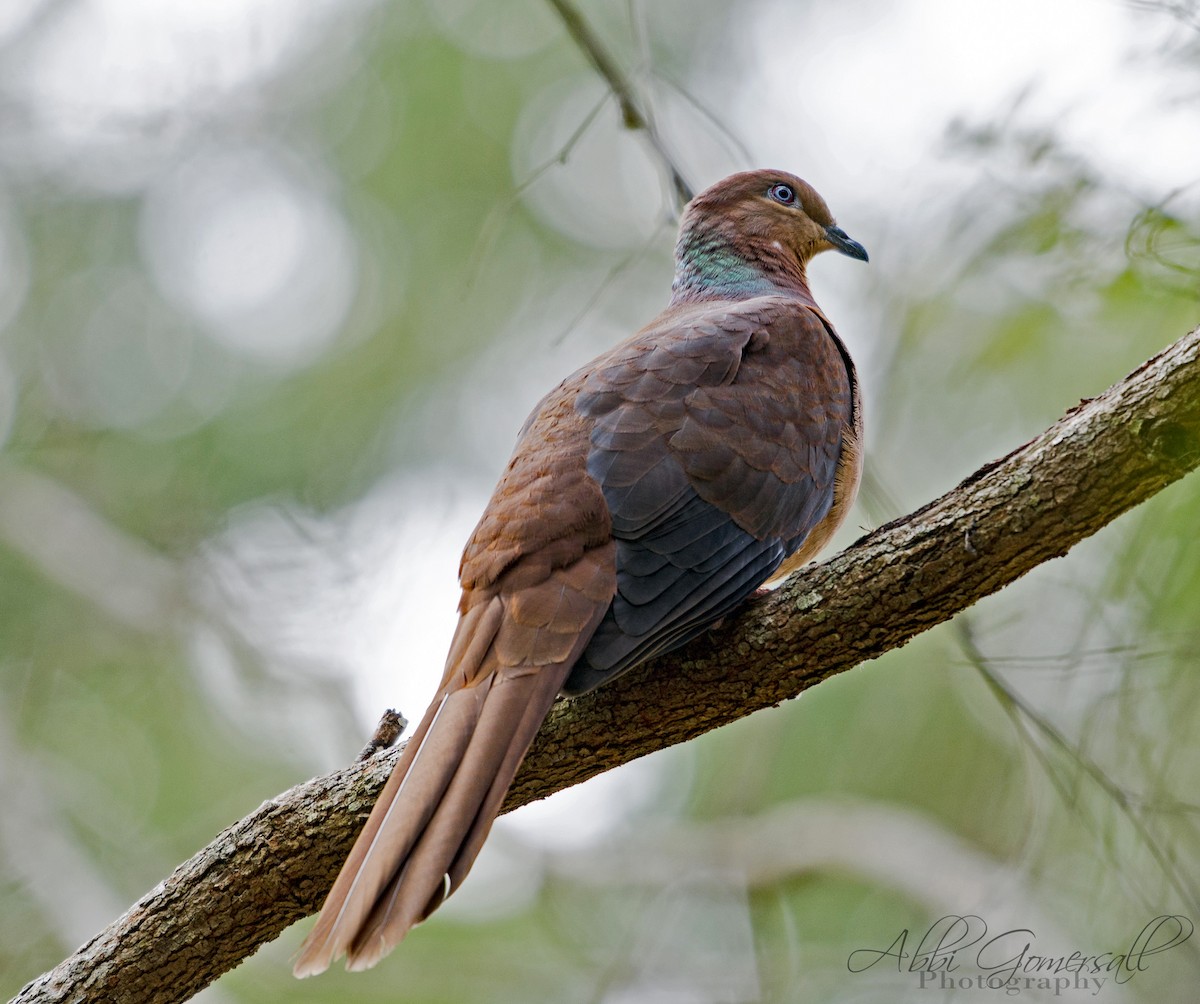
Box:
[565,295,857,695]
[294,386,616,975]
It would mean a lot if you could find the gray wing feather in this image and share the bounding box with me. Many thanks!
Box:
[562,298,850,696]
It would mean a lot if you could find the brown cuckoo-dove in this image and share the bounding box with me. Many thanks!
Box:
[294,169,868,975]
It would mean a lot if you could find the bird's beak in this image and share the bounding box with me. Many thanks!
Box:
[824,225,869,262]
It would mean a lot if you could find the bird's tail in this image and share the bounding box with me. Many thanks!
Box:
[293,656,569,976]
[295,540,616,976]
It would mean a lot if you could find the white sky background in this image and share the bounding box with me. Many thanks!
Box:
[5,0,1198,875]
[752,0,1198,199]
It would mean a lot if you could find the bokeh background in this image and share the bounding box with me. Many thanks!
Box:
[2,0,1199,1001]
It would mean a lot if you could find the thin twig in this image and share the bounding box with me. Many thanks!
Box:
[545,0,694,207]
[955,619,1200,917]
[550,216,673,346]
[465,90,614,288]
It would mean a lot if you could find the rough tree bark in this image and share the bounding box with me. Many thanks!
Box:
[11,323,1200,1004]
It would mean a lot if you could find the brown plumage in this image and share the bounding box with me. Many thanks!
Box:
[294,169,867,976]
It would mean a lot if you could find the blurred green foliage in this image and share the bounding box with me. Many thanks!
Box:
[1,1,1199,1003]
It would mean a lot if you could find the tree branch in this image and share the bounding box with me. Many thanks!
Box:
[12,324,1200,1004]
[545,0,695,206]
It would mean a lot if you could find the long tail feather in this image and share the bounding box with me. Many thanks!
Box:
[292,683,487,977]
[344,664,568,970]
[294,549,615,977]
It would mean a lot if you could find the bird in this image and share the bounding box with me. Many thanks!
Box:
[293,169,868,976]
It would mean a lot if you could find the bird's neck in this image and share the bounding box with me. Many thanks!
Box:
[670,227,811,304]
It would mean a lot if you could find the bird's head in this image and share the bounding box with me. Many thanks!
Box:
[671,170,867,303]
[681,169,868,269]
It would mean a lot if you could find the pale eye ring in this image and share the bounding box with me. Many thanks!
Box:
[768,183,796,206]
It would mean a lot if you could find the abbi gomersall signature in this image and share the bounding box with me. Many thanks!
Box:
[846,914,1193,996]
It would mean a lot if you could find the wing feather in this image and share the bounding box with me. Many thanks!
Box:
[563,295,857,696]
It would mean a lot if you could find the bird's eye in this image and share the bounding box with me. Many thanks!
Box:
[768,183,796,206]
